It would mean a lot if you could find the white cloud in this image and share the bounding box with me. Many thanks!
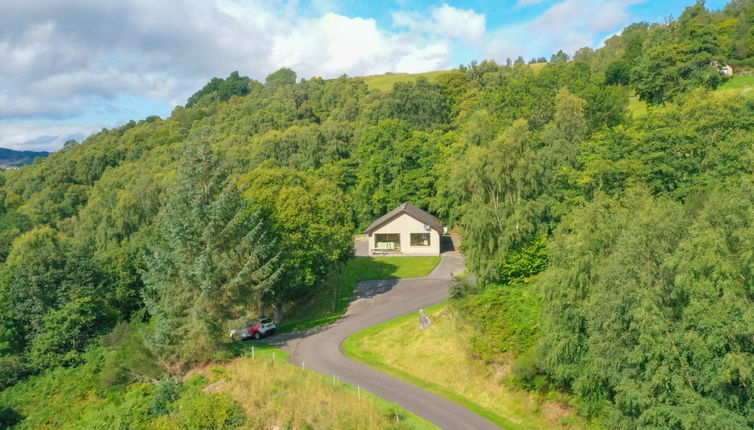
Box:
[0,120,97,152]
[432,4,486,43]
[486,0,645,61]
[0,0,464,149]
[392,4,486,44]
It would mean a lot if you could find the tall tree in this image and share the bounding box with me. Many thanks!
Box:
[142,138,282,365]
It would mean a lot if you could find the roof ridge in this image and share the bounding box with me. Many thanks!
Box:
[364,201,444,235]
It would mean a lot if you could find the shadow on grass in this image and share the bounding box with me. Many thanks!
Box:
[275,256,441,335]
[0,405,24,428]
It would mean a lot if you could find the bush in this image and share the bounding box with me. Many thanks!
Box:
[151,376,184,416]
[168,392,245,430]
[454,282,542,361]
[0,355,27,390]
[510,348,549,392]
[28,296,112,371]
[98,322,163,392]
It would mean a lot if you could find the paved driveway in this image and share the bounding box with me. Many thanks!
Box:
[266,255,500,430]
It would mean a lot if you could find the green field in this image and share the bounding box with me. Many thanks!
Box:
[360,70,452,92]
[360,62,548,92]
[278,256,441,332]
[343,304,600,430]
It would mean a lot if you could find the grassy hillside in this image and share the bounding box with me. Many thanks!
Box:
[359,62,548,92]
[0,341,434,430]
[360,70,452,92]
[344,304,599,430]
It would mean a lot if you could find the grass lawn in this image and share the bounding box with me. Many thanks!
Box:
[278,256,441,332]
[343,304,601,430]
[360,70,452,92]
[718,74,754,91]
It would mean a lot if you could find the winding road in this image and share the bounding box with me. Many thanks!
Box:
[266,251,501,430]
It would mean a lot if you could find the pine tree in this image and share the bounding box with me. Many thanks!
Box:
[142,138,282,365]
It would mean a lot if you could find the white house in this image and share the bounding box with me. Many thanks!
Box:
[712,60,734,76]
[364,202,445,256]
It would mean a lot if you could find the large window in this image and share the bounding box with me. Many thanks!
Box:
[410,233,430,246]
[375,233,400,250]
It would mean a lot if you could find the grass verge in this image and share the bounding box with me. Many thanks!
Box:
[278,256,440,333]
[198,343,438,429]
[343,304,600,430]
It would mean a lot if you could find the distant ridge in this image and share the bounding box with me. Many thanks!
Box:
[0,147,50,169]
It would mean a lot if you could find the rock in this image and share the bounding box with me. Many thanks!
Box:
[418,309,431,330]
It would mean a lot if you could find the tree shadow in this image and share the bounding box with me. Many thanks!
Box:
[0,405,24,428]
[353,278,400,301]
[440,235,456,253]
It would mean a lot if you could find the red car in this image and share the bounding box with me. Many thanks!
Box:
[230,318,277,341]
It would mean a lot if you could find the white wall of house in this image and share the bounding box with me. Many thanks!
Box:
[369,213,441,256]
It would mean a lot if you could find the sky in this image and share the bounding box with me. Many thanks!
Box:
[0,0,729,152]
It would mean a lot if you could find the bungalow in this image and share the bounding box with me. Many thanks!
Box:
[711,60,734,76]
[364,202,445,256]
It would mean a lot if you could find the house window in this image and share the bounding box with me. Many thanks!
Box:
[410,233,431,246]
[375,233,400,250]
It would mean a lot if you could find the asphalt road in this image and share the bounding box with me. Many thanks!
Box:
[266,255,501,430]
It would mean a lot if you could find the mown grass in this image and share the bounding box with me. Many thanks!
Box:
[278,256,441,332]
[360,71,452,92]
[343,304,601,430]
[718,74,754,91]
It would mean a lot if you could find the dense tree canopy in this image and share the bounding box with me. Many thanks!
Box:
[1,1,753,427]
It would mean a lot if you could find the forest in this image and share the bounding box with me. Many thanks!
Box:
[1,1,753,428]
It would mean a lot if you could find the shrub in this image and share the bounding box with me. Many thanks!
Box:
[151,376,183,416]
[161,392,245,430]
[0,355,27,390]
[98,322,163,392]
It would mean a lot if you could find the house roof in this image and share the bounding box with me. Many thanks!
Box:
[364,202,444,235]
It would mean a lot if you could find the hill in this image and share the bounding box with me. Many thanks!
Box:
[0,148,49,169]
[1,1,754,429]
[360,70,452,92]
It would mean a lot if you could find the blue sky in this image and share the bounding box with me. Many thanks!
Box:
[0,0,730,151]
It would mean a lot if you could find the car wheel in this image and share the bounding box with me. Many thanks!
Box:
[269,329,276,336]
[254,332,261,340]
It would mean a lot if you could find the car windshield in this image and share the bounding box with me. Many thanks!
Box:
[260,318,271,324]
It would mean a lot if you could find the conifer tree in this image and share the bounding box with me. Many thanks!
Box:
[142,138,282,365]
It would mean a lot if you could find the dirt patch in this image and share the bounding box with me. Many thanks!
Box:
[183,357,243,380]
[202,380,228,394]
[541,400,574,424]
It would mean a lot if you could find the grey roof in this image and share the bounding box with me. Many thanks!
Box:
[364,202,444,235]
